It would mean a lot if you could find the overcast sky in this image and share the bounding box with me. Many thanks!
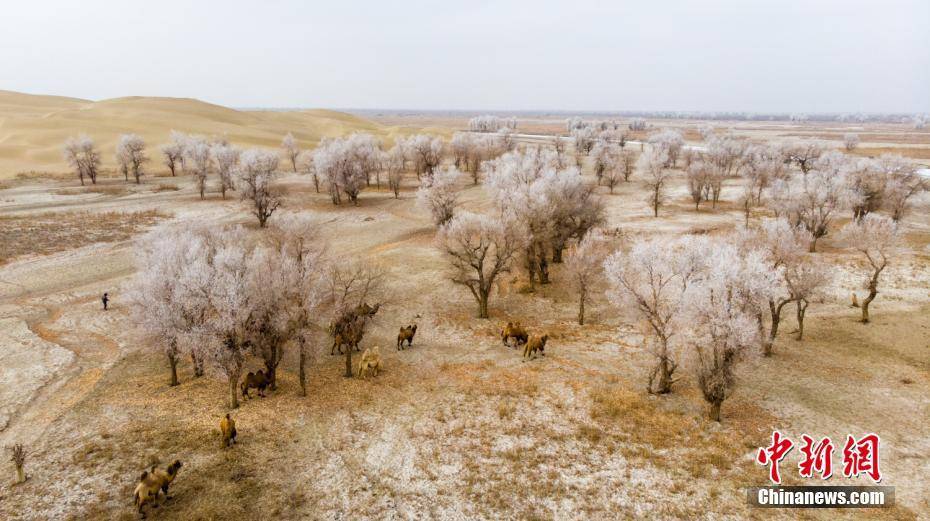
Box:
[1,0,928,113]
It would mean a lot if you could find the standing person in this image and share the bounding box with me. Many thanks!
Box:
[102,292,109,311]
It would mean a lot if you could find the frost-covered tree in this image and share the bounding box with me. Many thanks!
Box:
[116,134,148,184]
[199,227,252,408]
[129,224,203,386]
[647,129,685,167]
[687,161,711,211]
[605,237,707,394]
[704,135,747,178]
[838,215,902,323]
[437,211,524,318]
[571,126,597,156]
[184,136,212,199]
[628,118,647,131]
[877,154,925,221]
[742,144,788,206]
[619,148,636,182]
[769,168,850,252]
[237,149,281,227]
[405,134,444,179]
[384,144,406,198]
[313,133,381,204]
[263,215,328,395]
[546,169,604,263]
[682,243,774,422]
[211,144,240,199]
[843,133,860,151]
[451,132,506,184]
[551,135,567,159]
[566,228,611,325]
[485,148,603,283]
[701,135,746,206]
[63,135,100,185]
[781,141,824,174]
[242,244,302,390]
[735,219,829,354]
[469,115,517,133]
[497,128,516,153]
[590,141,621,189]
[161,135,185,177]
[281,133,300,172]
[566,116,585,132]
[699,124,715,140]
[324,261,385,377]
[297,150,321,193]
[131,221,330,405]
[416,166,462,226]
[638,147,672,217]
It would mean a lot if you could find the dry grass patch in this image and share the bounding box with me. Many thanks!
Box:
[55,184,129,197]
[0,209,165,264]
[850,146,930,160]
[15,170,71,181]
[590,387,691,448]
[154,183,180,192]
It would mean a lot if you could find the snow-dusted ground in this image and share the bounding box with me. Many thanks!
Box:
[1,145,929,519]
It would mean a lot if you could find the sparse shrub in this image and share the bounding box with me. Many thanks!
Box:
[8,443,26,484]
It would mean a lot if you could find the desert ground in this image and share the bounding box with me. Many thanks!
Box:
[0,90,451,180]
[0,98,929,520]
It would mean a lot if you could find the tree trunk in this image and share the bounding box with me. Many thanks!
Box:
[578,292,586,325]
[228,375,239,409]
[796,300,807,340]
[298,338,307,397]
[263,346,281,390]
[537,253,550,284]
[765,300,790,357]
[861,287,877,323]
[648,356,676,394]
[15,466,25,484]
[168,354,179,387]
[344,347,354,378]
[191,351,204,377]
[478,291,489,319]
[809,237,818,253]
[265,363,277,390]
[710,400,722,422]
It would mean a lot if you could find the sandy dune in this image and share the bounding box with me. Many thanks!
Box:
[0,90,446,179]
